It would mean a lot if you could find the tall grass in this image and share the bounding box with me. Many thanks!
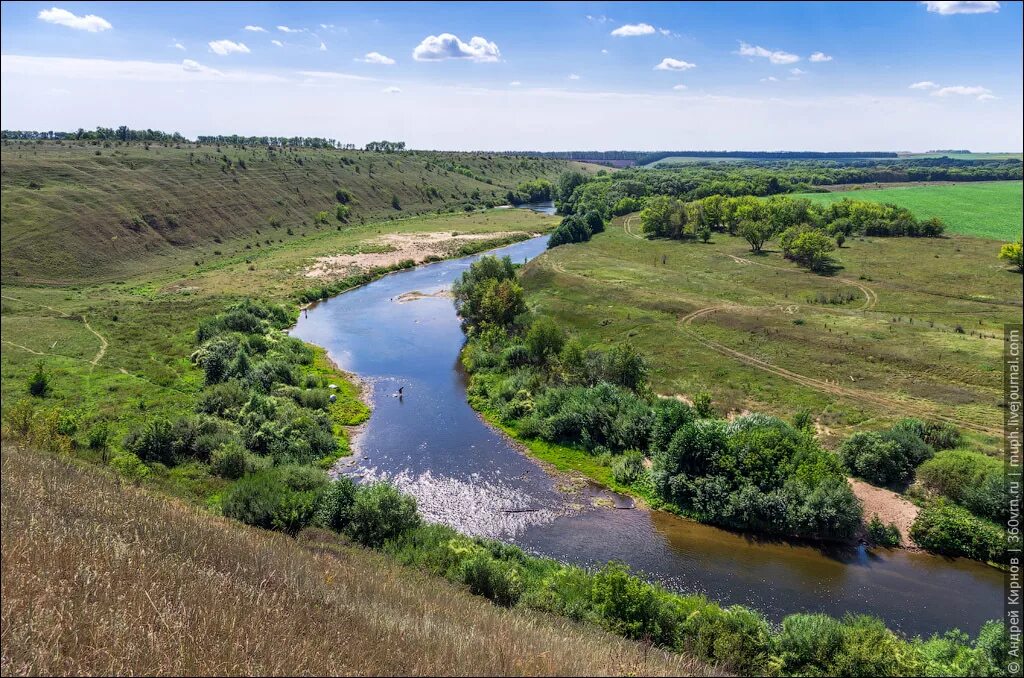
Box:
[0,442,716,676]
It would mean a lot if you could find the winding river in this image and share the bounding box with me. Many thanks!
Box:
[291,226,1003,638]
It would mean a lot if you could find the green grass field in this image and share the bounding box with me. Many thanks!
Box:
[523,216,1021,453]
[900,152,1023,161]
[793,181,1022,240]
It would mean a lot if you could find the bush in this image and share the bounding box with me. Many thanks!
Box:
[345,483,421,547]
[110,452,150,482]
[839,427,933,487]
[210,441,257,480]
[867,515,902,546]
[27,362,49,397]
[911,500,1005,563]
[917,449,1007,522]
[459,553,525,607]
[123,418,176,465]
[693,391,714,418]
[612,450,646,485]
[220,467,328,535]
[197,380,248,417]
[312,476,358,532]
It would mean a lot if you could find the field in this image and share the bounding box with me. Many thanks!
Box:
[900,152,1023,161]
[0,141,581,283]
[522,215,1021,453]
[0,442,712,676]
[793,181,1022,241]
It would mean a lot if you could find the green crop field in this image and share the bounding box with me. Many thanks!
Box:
[900,152,1023,161]
[793,181,1023,241]
[523,215,1022,453]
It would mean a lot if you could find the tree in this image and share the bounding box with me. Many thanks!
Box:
[639,195,685,238]
[779,226,835,271]
[999,240,1023,272]
[555,170,588,204]
[737,219,774,253]
[525,317,566,366]
[27,361,50,397]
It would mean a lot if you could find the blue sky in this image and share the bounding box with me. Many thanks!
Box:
[1,1,1021,150]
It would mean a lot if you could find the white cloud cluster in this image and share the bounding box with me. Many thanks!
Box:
[361,52,395,65]
[654,58,696,71]
[277,25,304,33]
[182,59,221,76]
[672,84,688,91]
[382,86,401,94]
[244,25,266,32]
[610,23,655,37]
[922,1,1000,15]
[412,33,500,62]
[910,80,994,100]
[568,73,581,80]
[737,41,800,65]
[209,40,250,56]
[809,52,833,62]
[37,7,112,32]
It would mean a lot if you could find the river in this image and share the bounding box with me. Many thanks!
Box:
[290,229,1003,638]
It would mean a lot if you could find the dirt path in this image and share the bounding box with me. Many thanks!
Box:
[849,478,920,547]
[623,215,645,240]
[678,306,1000,436]
[725,254,878,311]
[2,293,108,369]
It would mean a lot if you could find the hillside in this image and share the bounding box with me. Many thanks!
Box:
[0,141,578,283]
[0,442,714,676]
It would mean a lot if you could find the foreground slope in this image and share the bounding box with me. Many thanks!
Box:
[0,141,577,283]
[0,443,715,677]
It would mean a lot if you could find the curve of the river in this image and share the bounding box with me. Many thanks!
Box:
[290,230,1003,638]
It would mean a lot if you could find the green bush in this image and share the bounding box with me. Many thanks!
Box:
[220,466,328,535]
[612,450,646,485]
[459,553,525,607]
[917,449,1007,522]
[110,452,150,482]
[867,515,902,546]
[911,500,1005,563]
[209,441,262,480]
[312,476,358,532]
[839,427,933,486]
[346,483,421,547]
[27,361,50,397]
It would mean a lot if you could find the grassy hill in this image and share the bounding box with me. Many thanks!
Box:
[0,442,713,676]
[792,181,1023,241]
[0,141,580,283]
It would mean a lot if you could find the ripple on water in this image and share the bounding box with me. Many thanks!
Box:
[355,466,569,539]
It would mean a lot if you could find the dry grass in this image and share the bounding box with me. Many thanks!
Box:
[0,443,718,677]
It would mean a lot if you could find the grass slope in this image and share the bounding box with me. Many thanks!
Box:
[523,216,1022,452]
[0,141,580,283]
[0,443,714,677]
[793,181,1023,240]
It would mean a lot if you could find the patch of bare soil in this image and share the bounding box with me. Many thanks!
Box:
[849,478,920,547]
[305,231,522,280]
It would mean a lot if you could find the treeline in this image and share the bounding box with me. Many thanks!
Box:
[364,140,407,153]
[551,160,1021,218]
[2,126,187,142]
[639,194,944,271]
[492,150,898,163]
[196,135,353,148]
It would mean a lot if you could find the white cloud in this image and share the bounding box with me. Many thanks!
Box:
[672,84,688,91]
[909,80,940,89]
[37,7,112,32]
[181,59,222,76]
[761,76,779,82]
[382,86,401,93]
[790,68,807,76]
[277,25,304,33]
[809,52,833,62]
[271,40,284,47]
[320,24,335,29]
[412,33,500,62]
[932,85,993,99]
[319,41,327,51]
[299,70,374,82]
[601,49,609,55]
[568,73,581,80]
[654,57,696,71]
[173,42,186,51]
[209,40,250,56]
[922,1,1000,14]
[585,15,612,24]
[611,23,656,37]
[509,81,522,86]
[360,52,395,65]
[737,41,800,65]
[244,25,267,32]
